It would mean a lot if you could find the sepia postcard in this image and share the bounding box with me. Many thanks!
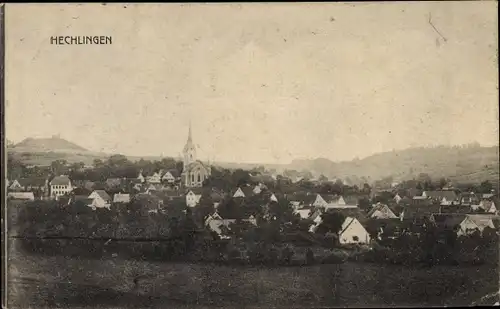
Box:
[2,2,499,308]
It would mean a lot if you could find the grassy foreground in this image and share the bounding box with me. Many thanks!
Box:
[6,239,498,308]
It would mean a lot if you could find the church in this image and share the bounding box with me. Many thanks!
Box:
[181,124,212,187]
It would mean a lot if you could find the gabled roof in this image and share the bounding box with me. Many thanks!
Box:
[466,214,497,230]
[432,214,467,230]
[50,175,71,186]
[294,208,312,220]
[320,194,339,204]
[91,190,111,201]
[339,217,362,235]
[163,169,180,178]
[367,203,397,219]
[17,177,47,187]
[233,186,253,198]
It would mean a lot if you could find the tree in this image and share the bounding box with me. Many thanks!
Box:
[93,159,105,169]
[306,248,315,265]
[107,154,130,168]
[315,211,346,236]
[479,181,493,194]
[193,194,215,225]
[50,160,68,175]
[318,174,328,182]
[438,177,448,190]
[358,197,371,211]
[232,169,251,187]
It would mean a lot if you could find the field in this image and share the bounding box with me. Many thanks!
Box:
[6,238,498,308]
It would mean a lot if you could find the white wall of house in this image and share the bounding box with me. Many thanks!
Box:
[313,194,327,207]
[90,195,110,209]
[339,218,371,244]
[50,183,73,200]
[186,191,201,207]
[162,172,176,183]
[233,187,245,198]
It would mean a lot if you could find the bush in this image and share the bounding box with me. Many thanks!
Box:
[305,248,315,265]
[320,251,347,264]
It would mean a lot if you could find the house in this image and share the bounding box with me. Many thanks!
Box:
[457,214,497,236]
[253,183,267,195]
[422,190,458,205]
[294,208,312,220]
[313,194,358,210]
[368,203,398,219]
[337,217,371,244]
[147,171,162,184]
[269,193,278,203]
[88,190,112,208]
[7,192,35,201]
[113,193,131,204]
[288,192,316,209]
[186,189,203,207]
[232,186,253,199]
[393,192,403,204]
[49,175,73,200]
[365,218,405,240]
[106,178,122,189]
[8,180,23,191]
[161,169,179,184]
[471,199,497,214]
[432,214,467,232]
[400,203,442,221]
[460,192,480,206]
[137,172,145,183]
[17,177,49,192]
[308,209,325,232]
[205,212,258,239]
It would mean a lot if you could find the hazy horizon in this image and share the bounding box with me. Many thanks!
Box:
[5,2,499,164]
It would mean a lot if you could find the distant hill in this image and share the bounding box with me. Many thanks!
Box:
[7,136,499,185]
[11,136,89,153]
[288,145,500,185]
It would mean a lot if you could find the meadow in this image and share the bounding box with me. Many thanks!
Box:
[6,238,498,309]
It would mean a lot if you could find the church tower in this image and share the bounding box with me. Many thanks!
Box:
[183,122,197,170]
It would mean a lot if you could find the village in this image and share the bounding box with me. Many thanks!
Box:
[6,126,500,251]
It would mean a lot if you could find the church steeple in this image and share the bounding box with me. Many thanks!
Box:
[183,122,196,169]
[187,121,192,142]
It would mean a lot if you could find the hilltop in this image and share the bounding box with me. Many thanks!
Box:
[11,136,89,153]
[288,145,500,185]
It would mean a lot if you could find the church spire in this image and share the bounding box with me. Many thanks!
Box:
[184,121,194,152]
[187,120,193,143]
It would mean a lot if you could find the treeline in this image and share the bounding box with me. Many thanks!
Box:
[357,226,498,266]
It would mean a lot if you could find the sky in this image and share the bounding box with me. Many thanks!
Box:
[5,2,499,164]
